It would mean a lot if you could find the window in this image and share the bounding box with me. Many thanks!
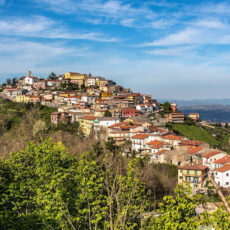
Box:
[195,170,198,175]
[193,177,199,183]
[179,176,182,179]
[187,170,190,174]
[216,172,218,175]
[226,182,229,185]
[226,173,229,176]
[186,176,191,182]
[180,169,182,173]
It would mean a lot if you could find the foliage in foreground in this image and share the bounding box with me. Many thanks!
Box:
[0,140,229,229]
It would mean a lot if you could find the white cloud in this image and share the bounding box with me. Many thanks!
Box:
[146,46,197,57]
[191,19,227,30]
[140,26,230,47]
[120,18,135,27]
[0,38,91,75]
[150,18,176,29]
[199,2,230,15]
[141,28,202,46]
[0,16,119,42]
[33,0,156,27]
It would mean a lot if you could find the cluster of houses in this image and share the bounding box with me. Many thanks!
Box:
[1,70,229,192]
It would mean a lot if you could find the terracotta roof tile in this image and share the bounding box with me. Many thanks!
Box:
[179,140,203,146]
[155,149,168,155]
[179,164,208,171]
[203,150,221,158]
[214,155,230,164]
[131,134,148,139]
[214,164,230,173]
[187,146,204,154]
[162,135,184,140]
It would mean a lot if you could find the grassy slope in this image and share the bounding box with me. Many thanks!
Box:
[172,124,220,147]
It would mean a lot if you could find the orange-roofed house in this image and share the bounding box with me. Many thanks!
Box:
[178,164,208,190]
[145,140,171,154]
[162,135,184,146]
[151,149,169,162]
[202,150,227,170]
[166,112,184,123]
[187,146,204,155]
[187,146,205,164]
[131,134,149,151]
[214,164,230,187]
[214,155,230,169]
[121,108,143,118]
[189,113,200,122]
[108,122,144,144]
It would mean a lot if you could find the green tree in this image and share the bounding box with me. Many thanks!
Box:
[162,102,172,113]
[74,153,108,229]
[12,77,18,86]
[6,78,11,85]
[48,72,57,80]
[1,140,78,229]
[104,110,112,117]
[105,137,118,155]
[91,141,103,158]
[146,185,201,229]
[32,120,47,136]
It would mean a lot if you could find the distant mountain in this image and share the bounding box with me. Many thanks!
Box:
[158,99,230,122]
[158,98,230,106]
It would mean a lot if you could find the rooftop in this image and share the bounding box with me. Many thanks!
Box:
[214,164,230,173]
[214,155,230,165]
[131,134,148,139]
[203,150,221,158]
[179,164,208,171]
[187,146,204,155]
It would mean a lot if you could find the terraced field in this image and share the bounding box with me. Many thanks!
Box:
[172,124,220,147]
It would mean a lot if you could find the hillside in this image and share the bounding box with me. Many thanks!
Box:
[0,98,94,157]
[167,122,230,151]
[170,124,220,147]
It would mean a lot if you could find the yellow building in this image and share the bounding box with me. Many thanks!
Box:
[15,95,30,103]
[128,93,140,102]
[96,79,107,87]
[59,93,69,97]
[79,116,96,136]
[101,92,113,99]
[178,164,208,189]
[65,72,87,86]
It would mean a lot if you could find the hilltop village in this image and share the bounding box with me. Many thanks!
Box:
[1,71,230,193]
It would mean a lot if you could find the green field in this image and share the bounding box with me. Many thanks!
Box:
[171,124,220,147]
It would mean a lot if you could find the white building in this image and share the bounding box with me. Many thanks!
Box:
[214,164,230,187]
[85,77,96,87]
[131,134,149,151]
[47,80,57,87]
[24,76,39,85]
[202,150,227,170]
[161,135,184,147]
[94,117,120,127]
[144,140,171,154]
[214,155,230,169]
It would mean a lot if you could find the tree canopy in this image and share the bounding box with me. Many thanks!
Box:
[0,139,229,229]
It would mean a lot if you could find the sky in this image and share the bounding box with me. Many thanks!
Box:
[1,0,230,99]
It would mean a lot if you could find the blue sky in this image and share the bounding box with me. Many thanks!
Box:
[1,0,230,99]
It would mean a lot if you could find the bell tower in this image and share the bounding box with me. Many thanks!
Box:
[27,70,32,77]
